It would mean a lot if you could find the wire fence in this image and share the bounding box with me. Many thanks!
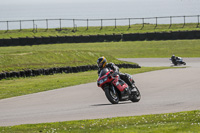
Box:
[0,15,199,31]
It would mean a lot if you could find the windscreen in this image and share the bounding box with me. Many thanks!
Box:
[99,68,109,77]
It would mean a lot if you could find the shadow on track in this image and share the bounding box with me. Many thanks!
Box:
[91,102,132,106]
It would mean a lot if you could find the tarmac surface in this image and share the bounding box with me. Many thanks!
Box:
[0,58,200,126]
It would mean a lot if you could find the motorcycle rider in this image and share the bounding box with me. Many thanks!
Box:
[97,56,134,90]
[171,55,177,64]
[171,54,184,65]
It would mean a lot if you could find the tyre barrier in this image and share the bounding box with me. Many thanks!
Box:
[122,30,200,41]
[0,64,140,80]
[1,30,200,46]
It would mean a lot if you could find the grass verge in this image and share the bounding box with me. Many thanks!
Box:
[0,110,199,132]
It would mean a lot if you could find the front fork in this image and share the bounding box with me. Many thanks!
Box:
[131,83,139,96]
[104,84,117,96]
[110,84,117,96]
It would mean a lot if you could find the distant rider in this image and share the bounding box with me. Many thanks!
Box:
[97,56,134,89]
[171,55,177,64]
[171,55,183,65]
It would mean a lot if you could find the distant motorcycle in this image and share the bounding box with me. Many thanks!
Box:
[97,68,141,104]
[170,56,186,66]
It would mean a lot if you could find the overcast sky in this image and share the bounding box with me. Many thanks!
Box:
[0,0,123,5]
[0,0,199,22]
[1,0,197,5]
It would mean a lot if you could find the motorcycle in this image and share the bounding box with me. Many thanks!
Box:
[97,68,141,104]
[170,57,186,66]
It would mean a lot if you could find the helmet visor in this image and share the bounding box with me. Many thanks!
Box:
[98,62,103,68]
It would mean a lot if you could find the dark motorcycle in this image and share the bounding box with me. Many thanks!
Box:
[170,57,186,66]
[97,68,141,104]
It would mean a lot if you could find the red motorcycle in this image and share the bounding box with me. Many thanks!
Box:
[97,68,141,104]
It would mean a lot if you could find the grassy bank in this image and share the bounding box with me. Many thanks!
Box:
[1,110,199,132]
[0,23,199,39]
[0,67,174,100]
[0,50,125,72]
[0,40,200,72]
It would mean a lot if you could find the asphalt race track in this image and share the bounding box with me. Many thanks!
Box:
[0,58,200,126]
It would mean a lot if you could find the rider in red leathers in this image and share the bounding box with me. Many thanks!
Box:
[97,56,134,89]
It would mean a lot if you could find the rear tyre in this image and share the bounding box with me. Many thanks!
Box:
[105,87,119,104]
[130,86,141,102]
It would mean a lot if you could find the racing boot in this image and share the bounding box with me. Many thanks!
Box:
[125,87,131,95]
[124,78,137,95]
[131,86,137,94]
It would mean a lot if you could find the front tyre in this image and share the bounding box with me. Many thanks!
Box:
[104,87,119,104]
[130,85,141,102]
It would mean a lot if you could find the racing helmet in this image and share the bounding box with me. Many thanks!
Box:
[97,56,107,68]
[171,54,175,59]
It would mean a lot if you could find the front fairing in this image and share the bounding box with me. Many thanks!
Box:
[127,74,135,83]
[112,79,127,92]
[97,68,112,87]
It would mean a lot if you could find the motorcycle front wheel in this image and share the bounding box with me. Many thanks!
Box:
[130,85,141,102]
[104,87,119,104]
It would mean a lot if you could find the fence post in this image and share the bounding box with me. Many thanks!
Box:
[87,19,88,30]
[128,18,131,28]
[7,21,9,31]
[169,16,172,28]
[100,19,103,29]
[33,20,35,31]
[115,18,117,28]
[20,20,22,30]
[141,18,144,29]
[59,19,62,31]
[46,19,48,30]
[197,15,199,28]
[183,16,185,28]
[73,19,75,30]
[155,17,157,29]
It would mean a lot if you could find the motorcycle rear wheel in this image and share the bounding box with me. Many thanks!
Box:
[130,86,141,102]
[105,88,119,104]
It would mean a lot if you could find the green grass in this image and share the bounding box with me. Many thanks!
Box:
[0,49,125,72]
[0,40,200,72]
[0,110,199,132]
[0,67,174,100]
[0,23,199,39]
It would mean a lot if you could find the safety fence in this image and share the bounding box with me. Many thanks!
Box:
[0,30,200,46]
[0,15,199,31]
[0,64,140,80]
